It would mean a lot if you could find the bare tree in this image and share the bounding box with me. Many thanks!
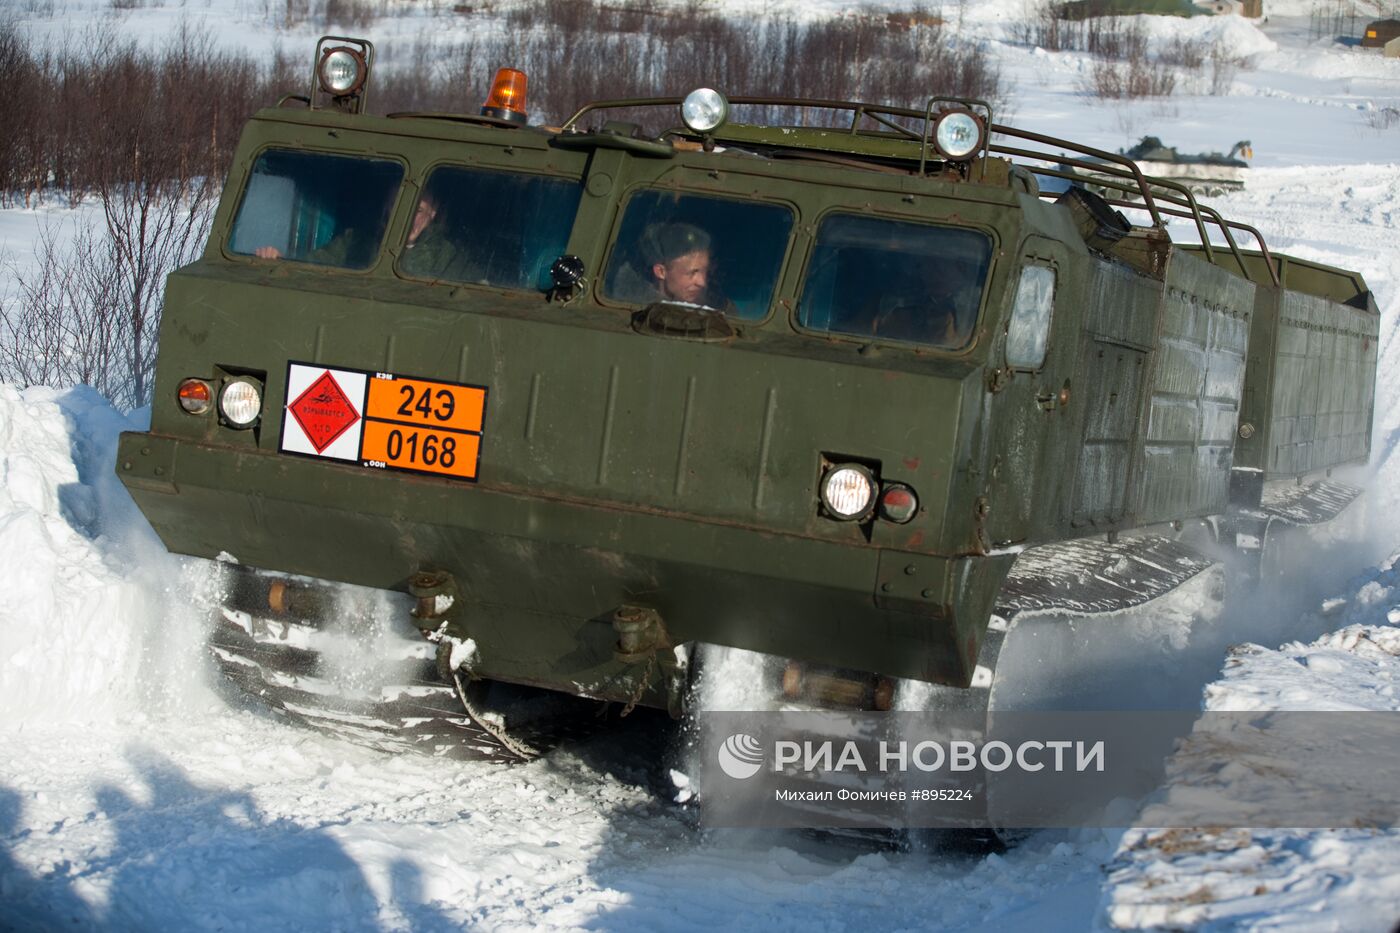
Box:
[88,24,220,406]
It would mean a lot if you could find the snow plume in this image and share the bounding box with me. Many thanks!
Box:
[1102,576,1400,931]
[318,581,421,699]
[1204,546,1400,712]
[0,385,215,728]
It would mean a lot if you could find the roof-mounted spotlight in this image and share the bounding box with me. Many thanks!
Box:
[319,47,366,96]
[681,88,729,135]
[310,36,374,114]
[933,109,985,161]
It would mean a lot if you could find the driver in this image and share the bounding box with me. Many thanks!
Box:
[643,222,713,304]
[610,221,730,309]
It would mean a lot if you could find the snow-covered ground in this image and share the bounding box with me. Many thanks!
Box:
[1,0,1399,930]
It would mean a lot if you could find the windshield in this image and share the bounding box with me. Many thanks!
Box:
[228,149,404,269]
[401,167,583,290]
[602,189,793,320]
[797,214,993,349]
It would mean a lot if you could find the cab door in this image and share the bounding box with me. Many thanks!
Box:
[979,236,1077,547]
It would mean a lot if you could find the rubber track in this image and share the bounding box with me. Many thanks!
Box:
[209,611,540,763]
[997,534,1215,619]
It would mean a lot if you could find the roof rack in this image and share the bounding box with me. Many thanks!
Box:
[559,94,1275,286]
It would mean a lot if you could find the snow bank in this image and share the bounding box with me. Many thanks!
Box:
[1132,12,1278,57]
[0,385,212,728]
[1204,551,1400,712]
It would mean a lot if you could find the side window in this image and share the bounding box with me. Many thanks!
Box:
[1006,265,1056,370]
[229,149,404,269]
[400,167,583,290]
[602,189,794,320]
[797,214,992,349]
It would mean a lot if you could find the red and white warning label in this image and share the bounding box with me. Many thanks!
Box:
[280,364,367,461]
[278,361,487,481]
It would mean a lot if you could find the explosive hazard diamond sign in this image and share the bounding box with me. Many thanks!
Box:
[280,364,368,461]
[289,371,360,452]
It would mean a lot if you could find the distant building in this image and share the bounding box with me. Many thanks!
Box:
[1362,18,1400,48]
[1387,35,1400,57]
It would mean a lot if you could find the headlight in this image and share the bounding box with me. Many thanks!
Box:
[318,47,366,96]
[177,378,212,415]
[681,88,729,134]
[821,465,876,521]
[219,379,263,428]
[934,110,983,161]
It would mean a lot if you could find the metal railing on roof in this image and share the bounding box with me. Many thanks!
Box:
[558,94,1276,286]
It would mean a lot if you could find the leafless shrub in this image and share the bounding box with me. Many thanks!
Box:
[1017,0,1248,101]
[323,0,380,30]
[0,22,53,207]
[1366,105,1400,130]
[1,22,231,405]
[0,187,210,409]
[1011,0,1066,49]
[1158,34,1204,70]
[0,20,290,205]
[280,0,315,28]
[376,5,1002,126]
[1207,41,1246,95]
[1086,56,1175,99]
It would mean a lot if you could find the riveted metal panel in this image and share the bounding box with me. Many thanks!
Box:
[1131,249,1254,523]
[1263,289,1378,478]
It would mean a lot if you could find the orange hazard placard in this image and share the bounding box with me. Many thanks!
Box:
[366,376,485,434]
[361,421,482,480]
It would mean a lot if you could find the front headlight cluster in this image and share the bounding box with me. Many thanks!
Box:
[177,376,263,428]
[820,464,920,524]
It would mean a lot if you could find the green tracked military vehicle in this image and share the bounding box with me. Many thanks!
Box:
[1072,136,1253,201]
[116,38,1379,762]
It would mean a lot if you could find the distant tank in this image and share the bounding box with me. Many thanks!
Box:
[1067,136,1252,200]
[1122,135,1252,196]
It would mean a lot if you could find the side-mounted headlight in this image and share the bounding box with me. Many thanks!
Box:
[821,464,876,521]
[219,378,263,428]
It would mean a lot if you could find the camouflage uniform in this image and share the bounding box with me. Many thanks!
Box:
[401,225,478,281]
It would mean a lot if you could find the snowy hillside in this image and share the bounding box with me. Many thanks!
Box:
[2,1,1399,930]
